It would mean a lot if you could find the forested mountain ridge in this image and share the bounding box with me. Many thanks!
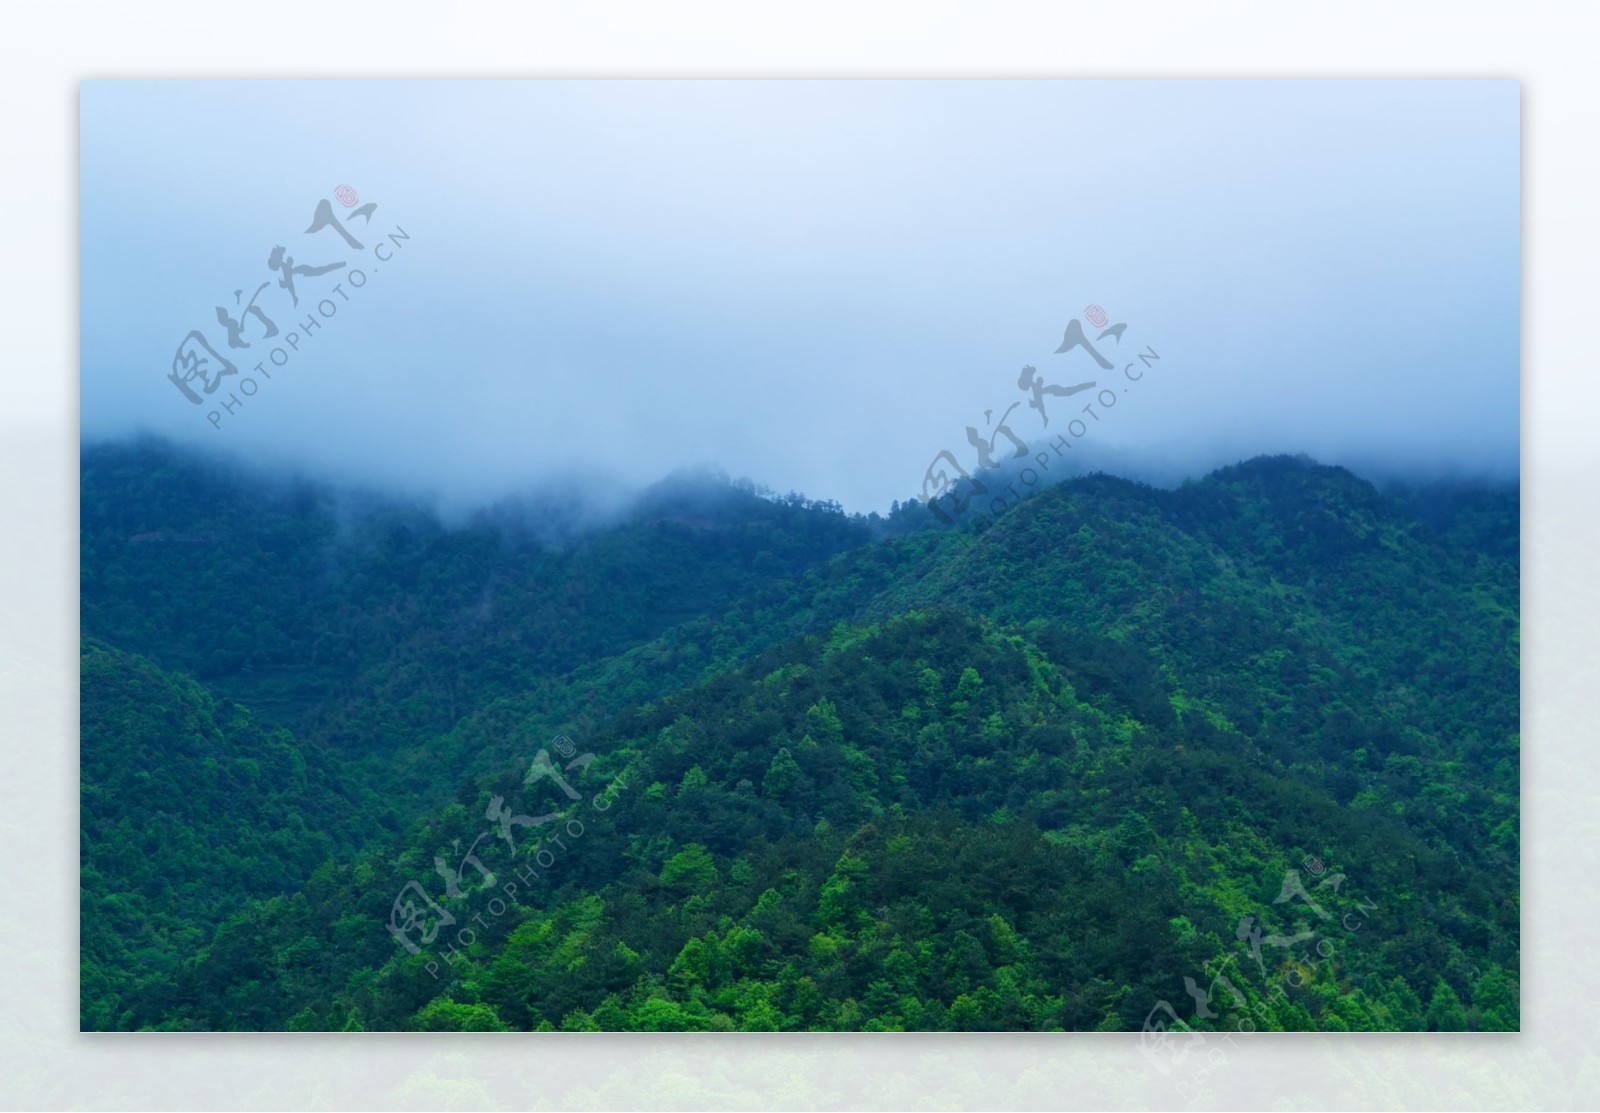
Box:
[79,440,1518,1031]
[82,440,870,762]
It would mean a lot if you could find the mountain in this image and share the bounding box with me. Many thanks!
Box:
[80,639,375,1030]
[79,440,1519,1031]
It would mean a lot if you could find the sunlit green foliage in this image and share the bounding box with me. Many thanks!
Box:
[80,443,1518,1031]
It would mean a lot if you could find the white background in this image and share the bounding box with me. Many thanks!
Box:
[1,1,1593,1108]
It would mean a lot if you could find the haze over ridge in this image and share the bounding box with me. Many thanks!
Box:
[82,81,1519,516]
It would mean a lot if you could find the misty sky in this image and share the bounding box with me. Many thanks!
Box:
[80,80,1519,513]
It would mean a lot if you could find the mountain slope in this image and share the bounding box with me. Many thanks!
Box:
[79,640,376,1030]
[79,441,1519,1031]
[116,610,1517,1032]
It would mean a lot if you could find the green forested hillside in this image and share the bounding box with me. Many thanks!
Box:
[82,440,870,761]
[80,639,379,1030]
[79,441,1519,1031]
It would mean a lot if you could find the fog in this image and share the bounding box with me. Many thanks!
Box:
[81,80,1519,515]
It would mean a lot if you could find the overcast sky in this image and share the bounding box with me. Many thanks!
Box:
[81,80,1519,513]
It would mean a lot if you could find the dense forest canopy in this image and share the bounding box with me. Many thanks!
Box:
[80,439,1518,1032]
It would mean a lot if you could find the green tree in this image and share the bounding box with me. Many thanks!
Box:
[661,844,718,890]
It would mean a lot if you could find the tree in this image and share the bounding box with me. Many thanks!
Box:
[661,844,718,890]
[762,746,803,798]
[1425,978,1469,1032]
